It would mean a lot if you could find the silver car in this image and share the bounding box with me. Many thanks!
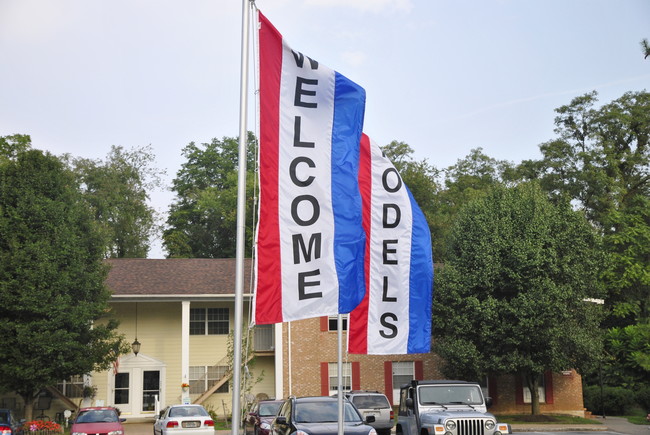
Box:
[345,391,394,435]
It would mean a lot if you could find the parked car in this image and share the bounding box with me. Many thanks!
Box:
[0,409,23,435]
[154,404,215,435]
[343,391,393,435]
[271,396,376,435]
[71,407,125,435]
[244,400,283,435]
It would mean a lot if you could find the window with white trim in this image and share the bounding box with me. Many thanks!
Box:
[189,365,228,394]
[190,308,229,335]
[522,375,545,403]
[328,314,348,331]
[328,362,351,395]
[392,361,414,405]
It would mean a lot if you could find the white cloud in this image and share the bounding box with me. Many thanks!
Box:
[303,0,413,13]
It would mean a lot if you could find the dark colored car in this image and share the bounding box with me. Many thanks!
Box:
[271,396,376,435]
[244,400,283,435]
[71,407,125,435]
[0,409,22,435]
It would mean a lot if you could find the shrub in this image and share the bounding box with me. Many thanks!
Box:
[635,385,650,412]
[583,385,636,415]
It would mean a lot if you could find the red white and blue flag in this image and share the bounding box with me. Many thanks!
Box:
[349,134,433,354]
[254,11,367,324]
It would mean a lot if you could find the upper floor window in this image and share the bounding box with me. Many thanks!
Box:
[56,375,84,397]
[190,308,229,335]
[328,314,348,331]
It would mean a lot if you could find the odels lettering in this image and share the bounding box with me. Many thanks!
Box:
[382,167,403,193]
[383,203,401,228]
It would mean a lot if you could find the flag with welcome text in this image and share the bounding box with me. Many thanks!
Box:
[254,11,367,324]
[349,134,433,354]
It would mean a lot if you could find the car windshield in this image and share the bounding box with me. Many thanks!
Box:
[258,402,281,417]
[169,406,209,418]
[418,385,483,405]
[351,396,389,409]
[76,410,118,423]
[294,401,361,423]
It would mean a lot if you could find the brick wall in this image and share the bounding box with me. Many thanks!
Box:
[280,317,586,416]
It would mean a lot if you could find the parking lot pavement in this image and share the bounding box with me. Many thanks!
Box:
[125,417,649,435]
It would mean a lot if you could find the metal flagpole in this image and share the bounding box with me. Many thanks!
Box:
[232,1,252,435]
[337,314,344,435]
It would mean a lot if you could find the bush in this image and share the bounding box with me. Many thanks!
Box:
[584,385,637,415]
[635,385,650,412]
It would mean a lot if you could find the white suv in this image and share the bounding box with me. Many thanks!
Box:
[345,391,394,435]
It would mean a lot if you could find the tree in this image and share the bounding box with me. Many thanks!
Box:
[432,148,513,262]
[163,133,257,258]
[641,38,650,59]
[0,148,129,419]
[68,145,164,258]
[514,91,650,327]
[432,182,605,415]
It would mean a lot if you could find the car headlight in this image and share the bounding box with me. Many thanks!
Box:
[485,420,495,430]
[445,420,456,431]
[260,423,271,430]
[367,429,377,435]
[72,432,87,435]
[108,431,124,435]
[296,431,310,435]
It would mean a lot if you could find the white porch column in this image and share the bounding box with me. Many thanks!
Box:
[181,301,190,399]
[274,322,283,399]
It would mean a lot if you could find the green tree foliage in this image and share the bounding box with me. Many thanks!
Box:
[0,147,129,419]
[515,91,650,326]
[432,183,605,415]
[164,133,256,258]
[433,148,513,261]
[69,145,164,258]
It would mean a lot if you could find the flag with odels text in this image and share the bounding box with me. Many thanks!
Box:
[254,11,367,324]
[349,134,433,354]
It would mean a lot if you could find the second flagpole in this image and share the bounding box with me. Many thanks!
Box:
[232,1,252,434]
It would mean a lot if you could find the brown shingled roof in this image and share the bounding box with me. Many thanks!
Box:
[105,258,253,296]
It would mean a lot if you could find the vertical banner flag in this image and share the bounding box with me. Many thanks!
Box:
[255,11,367,324]
[349,134,434,354]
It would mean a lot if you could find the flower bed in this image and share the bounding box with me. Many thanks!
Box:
[22,420,63,435]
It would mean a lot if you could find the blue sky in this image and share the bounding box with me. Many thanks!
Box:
[1,0,648,258]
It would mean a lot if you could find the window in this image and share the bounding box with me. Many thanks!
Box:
[522,374,545,403]
[328,362,351,395]
[56,375,84,397]
[190,308,229,335]
[189,365,228,394]
[392,361,414,403]
[328,315,348,331]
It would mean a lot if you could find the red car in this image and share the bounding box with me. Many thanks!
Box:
[71,407,125,435]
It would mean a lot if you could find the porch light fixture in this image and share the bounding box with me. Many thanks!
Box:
[132,302,141,356]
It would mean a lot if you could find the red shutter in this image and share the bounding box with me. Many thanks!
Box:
[320,362,329,396]
[320,316,328,332]
[544,371,554,404]
[515,375,524,405]
[352,362,361,390]
[488,376,498,406]
[414,360,424,380]
[384,361,393,403]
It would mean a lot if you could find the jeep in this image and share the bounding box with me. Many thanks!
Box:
[396,380,510,435]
